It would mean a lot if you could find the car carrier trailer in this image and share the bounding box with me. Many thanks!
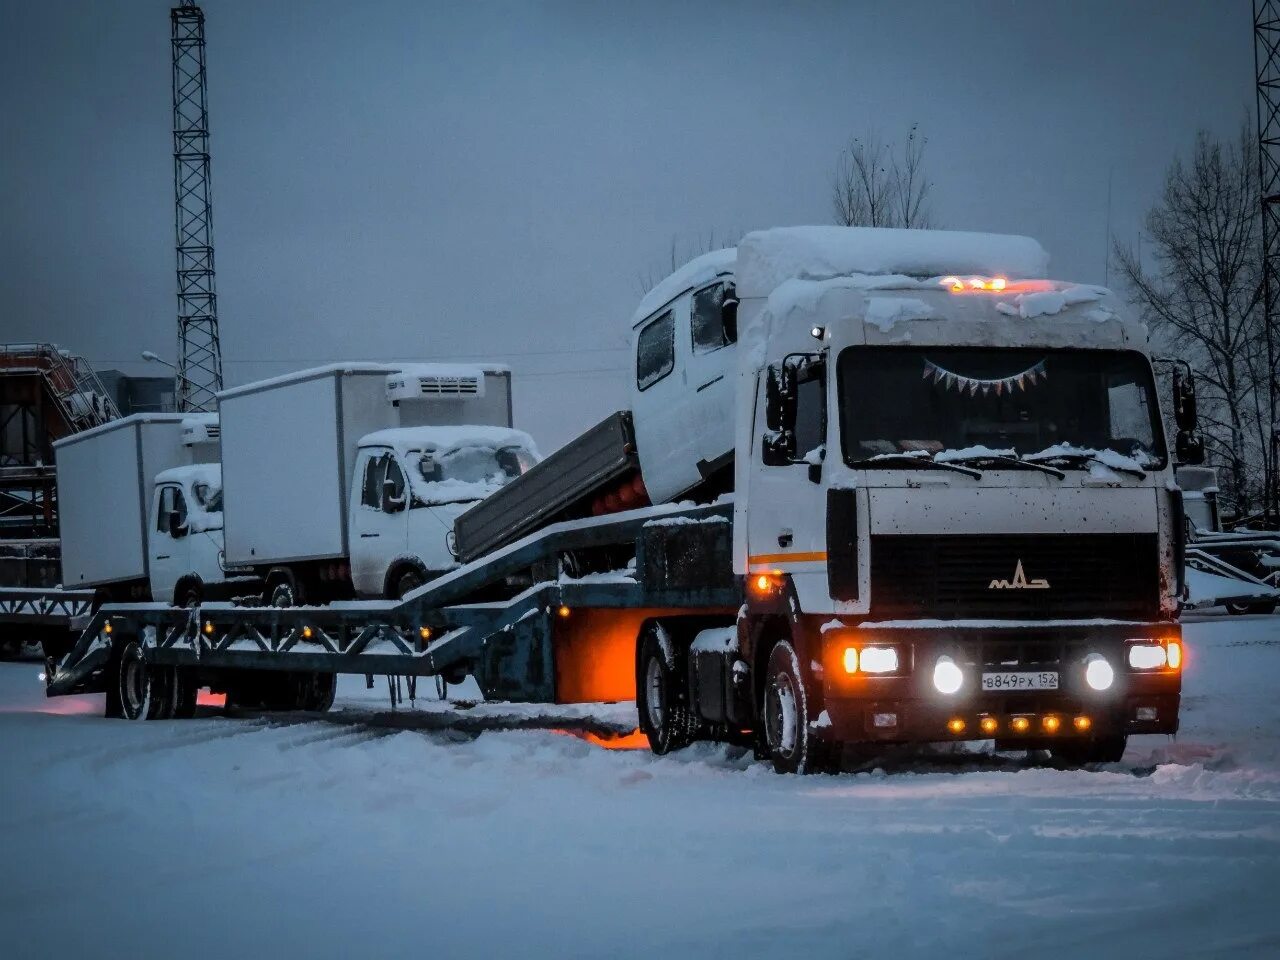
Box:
[33,226,1191,772]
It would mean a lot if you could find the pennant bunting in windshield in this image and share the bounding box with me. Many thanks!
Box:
[922,358,1047,396]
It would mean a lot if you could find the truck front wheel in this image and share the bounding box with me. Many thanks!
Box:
[637,622,693,755]
[761,640,826,774]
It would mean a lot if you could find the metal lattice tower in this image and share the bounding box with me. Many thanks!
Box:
[171,1,223,412]
[1257,2,1280,518]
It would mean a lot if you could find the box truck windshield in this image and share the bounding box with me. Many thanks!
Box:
[837,347,1165,467]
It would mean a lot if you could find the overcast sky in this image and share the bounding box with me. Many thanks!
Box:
[0,0,1251,450]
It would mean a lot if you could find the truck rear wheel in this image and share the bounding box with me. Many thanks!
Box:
[172,669,199,719]
[296,672,336,712]
[1051,734,1127,765]
[761,640,825,774]
[637,622,694,755]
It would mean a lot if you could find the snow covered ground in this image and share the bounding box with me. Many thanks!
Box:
[2,615,1278,959]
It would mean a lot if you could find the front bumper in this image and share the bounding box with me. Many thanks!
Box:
[817,621,1182,745]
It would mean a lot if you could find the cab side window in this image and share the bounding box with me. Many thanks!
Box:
[361,455,385,508]
[636,310,675,390]
[794,366,826,459]
[691,283,736,354]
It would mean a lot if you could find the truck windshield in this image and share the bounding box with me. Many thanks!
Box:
[837,347,1166,468]
[419,444,531,485]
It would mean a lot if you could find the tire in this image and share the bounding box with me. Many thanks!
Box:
[761,640,824,774]
[637,621,694,755]
[1226,601,1250,616]
[1051,734,1128,766]
[296,672,336,712]
[267,575,301,608]
[115,639,174,721]
[394,568,425,600]
[172,669,199,719]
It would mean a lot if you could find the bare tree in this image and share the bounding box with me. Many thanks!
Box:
[637,229,742,295]
[831,124,933,229]
[1113,123,1270,518]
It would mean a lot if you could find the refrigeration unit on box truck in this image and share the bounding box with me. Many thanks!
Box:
[217,362,517,605]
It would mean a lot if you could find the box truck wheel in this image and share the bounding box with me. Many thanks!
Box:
[392,566,425,600]
[266,571,303,608]
[296,672,336,712]
[760,640,828,774]
[637,621,694,755]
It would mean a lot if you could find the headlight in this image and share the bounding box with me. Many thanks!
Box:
[1127,643,1167,670]
[932,655,964,694]
[1085,654,1115,691]
[859,646,899,674]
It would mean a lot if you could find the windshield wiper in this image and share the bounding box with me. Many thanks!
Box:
[848,454,982,478]
[1025,451,1146,479]
[941,454,1065,480]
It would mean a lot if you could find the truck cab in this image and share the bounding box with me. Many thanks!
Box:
[350,426,539,598]
[148,464,229,606]
[715,227,1188,769]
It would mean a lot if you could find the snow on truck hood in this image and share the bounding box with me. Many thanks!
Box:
[359,425,539,459]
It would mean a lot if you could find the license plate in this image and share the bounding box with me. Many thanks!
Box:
[981,671,1058,691]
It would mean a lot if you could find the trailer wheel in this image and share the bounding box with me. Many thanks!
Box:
[1226,600,1276,616]
[297,672,336,712]
[116,640,172,721]
[1051,734,1128,766]
[761,640,824,774]
[172,669,199,719]
[637,622,694,755]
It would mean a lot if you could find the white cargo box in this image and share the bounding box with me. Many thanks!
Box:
[218,364,398,567]
[54,414,190,588]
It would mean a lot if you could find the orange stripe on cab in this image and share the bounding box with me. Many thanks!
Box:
[748,550,828,566]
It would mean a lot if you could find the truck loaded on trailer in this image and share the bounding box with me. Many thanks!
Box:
[217,362,537,605]
[40,226,1193,774]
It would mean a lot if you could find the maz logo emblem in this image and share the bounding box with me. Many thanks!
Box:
[989,559,1050,590]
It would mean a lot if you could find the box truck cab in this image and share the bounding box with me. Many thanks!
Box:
[148,462,229,606]
[351,425,538,598]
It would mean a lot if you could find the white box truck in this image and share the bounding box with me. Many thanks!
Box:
[55,413,233,604]
[218,362,534,604]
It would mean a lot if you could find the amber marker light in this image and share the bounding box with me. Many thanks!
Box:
[1166,641,1183,670]
[102,622,113,635]
[980,716,998,735]
[1073,715,1092,732]
[418,626,432,642]
[556,605,572,619]
[750,573,782,596]
[1011,716,1031,733]
[947,718,966,735]
[203,621,214,635]
[1042,715,1061,733]
[301,625,313,639]
[842,646,859,674]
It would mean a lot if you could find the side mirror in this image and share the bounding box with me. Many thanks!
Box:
[720,284,739,343]
[1172,365,1198,433]
[167,510,187,538]
[1175,431,1205,466]
[382,478,405,512]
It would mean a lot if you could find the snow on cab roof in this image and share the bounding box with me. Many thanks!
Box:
[734,226,1050,299]
[632,248,736,326]
[360,425,539,455]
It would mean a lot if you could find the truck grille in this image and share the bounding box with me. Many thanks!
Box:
[868,533,1158,620]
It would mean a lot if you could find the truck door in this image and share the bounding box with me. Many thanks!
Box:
[746,357,831,612]
[350,448,409,597]
[684,281,737,485]
[149,483,189,604]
